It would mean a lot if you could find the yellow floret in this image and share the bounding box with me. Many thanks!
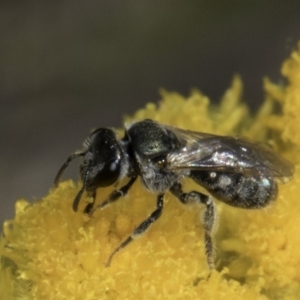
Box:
[1,45,300,300]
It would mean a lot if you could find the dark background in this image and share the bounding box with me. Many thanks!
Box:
[1,1,300,227]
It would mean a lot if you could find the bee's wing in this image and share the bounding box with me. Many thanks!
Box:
[165,126,294,180]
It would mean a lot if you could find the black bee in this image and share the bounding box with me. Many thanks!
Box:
[54,119,294,269]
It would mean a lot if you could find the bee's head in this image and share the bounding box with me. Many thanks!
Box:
[80,128,122,189]
[54,128,124,212]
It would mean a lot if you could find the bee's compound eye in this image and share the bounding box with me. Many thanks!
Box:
[96,158,121,187]
[83,128,123,188]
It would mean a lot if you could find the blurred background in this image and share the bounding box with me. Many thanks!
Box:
[1,1,300,226]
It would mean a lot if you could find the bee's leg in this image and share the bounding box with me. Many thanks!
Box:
[88,176,137,217]
[201,197,217,271]
[105,193,164,267]
[170,182,217,270]
[84,189,97,214]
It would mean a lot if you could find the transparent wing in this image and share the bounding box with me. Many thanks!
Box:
[165,126,294,180]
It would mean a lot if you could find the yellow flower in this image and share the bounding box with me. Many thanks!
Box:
[1,45,300,300]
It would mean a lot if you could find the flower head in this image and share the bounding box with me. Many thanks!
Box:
[1,46,300,300]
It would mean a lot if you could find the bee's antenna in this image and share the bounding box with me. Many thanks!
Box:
[72,167,90,212]
[54,151,85,187]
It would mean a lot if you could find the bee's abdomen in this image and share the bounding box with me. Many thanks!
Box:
[191,171,278,209]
